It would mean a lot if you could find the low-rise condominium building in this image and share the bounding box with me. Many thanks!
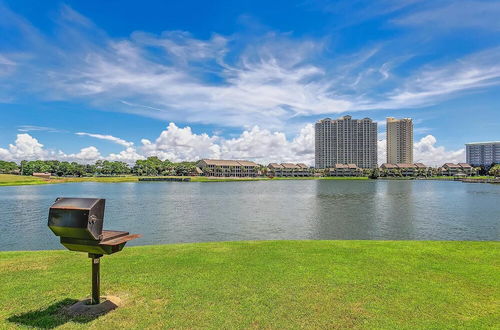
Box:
[439,163,476,176]
[325,163,363,177]
[267,163,311,177]
[380,163,430,177]
[197,159,260,177]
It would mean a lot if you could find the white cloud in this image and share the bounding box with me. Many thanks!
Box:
[66,146,101,162]
[413,135,465,166]
[2,4,500,131]
[219,124,315,164]
[107,147,145,163]
[0,125,466,167]
[0,54,16,66]
[0,53,17,78]
[131,30,228,62]
[75,132,134,148]
[0,147,11,160]
[0,133,99,164]
[378,139,387,165]
[138,122,314,165]
[382,48,500,108]
[59,4,94,28]
[378,135,465,166]
[393,1,500,31]
[17,125,63,133]
[2,134,50,160]
[140,123,221,162]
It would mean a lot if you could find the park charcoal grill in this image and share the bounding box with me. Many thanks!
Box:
[48,197,141,305]
[48,197,140,255]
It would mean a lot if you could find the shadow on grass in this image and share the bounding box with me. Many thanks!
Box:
[7,298,104,329]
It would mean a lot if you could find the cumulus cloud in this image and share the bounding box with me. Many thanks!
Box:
[0,133,101,163]
[377,139,387,165]
[0,124,466,167]
[107,147,145,163]
[219,124,315,164]
[66,146,101,161]
[141,123,221,162]
[377,135,465,166]
[1,134,50,160]
[140,122,315,164]
[413,135,465,166]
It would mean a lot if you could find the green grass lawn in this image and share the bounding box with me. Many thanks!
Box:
[0,174,50,186]
[0,174,140,186]
[1,240,498,329]
[0,174,496,186]
[0,174,371,186]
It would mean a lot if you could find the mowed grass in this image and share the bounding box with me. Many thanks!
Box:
[2,174,496,187]
[0,241,498,329]
[0,174,370,186]
[0,174,49,186]
[0,174,140,186]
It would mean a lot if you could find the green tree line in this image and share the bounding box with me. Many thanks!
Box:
[0,157,197,176]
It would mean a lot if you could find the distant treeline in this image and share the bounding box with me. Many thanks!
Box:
[1,158,499,177]
[0,157,198,176]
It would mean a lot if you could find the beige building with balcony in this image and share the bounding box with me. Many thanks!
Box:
[267,163,311,177]
[325,164,363,177]
[197,159,260,177]
[380,163,431,177]
[315,116,378,169]
[439,163,476,176]
[387,117,413,164]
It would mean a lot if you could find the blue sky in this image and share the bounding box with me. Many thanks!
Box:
[0,0,499,165]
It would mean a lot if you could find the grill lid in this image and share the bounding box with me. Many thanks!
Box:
[48,197,105,241]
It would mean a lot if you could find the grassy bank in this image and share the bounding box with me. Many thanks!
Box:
[1,240,498,329]
[1,174,497,187]
[0,174,370,186]
[0,174,140,186]
[0,174,50,186]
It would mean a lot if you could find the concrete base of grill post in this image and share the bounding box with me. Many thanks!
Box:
[66,296,122,317]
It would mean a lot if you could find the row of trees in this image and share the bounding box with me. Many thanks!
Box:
[2,158,500,178]
[0,157,197,177]
[372,166,500,178]
[0,161,19,174]
[489,164,500,177]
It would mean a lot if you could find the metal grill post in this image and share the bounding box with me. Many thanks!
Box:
[89,253,102,304]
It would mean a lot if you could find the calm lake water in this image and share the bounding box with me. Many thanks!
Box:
[0,180,498,251]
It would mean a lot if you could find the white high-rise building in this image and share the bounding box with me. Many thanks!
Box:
[315,115,378,169]
[386,117,413,164]
[466,142,500,167]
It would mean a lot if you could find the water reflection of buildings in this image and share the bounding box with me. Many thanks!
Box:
[310,180,379,240]
[309,180,419,240]
[372,181,417,240]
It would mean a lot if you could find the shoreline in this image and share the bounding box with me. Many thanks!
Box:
[0,174,497,187]
[0,174,369,186]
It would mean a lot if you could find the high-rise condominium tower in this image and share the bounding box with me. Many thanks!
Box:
[386,117,413,164]
[466,141,500,167]
[315,115,378,169]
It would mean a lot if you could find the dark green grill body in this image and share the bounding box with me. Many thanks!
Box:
[47,197,140,255]
[48,197,105,241]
